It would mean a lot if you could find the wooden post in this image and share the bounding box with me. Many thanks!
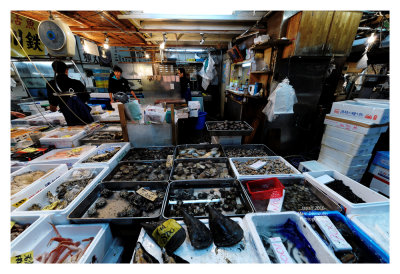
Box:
[118,104,129,142]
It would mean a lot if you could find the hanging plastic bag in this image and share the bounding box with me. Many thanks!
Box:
[144,105,166,124]
[262,78,298,122]
[199,53,216,90]
[125,100,142,121]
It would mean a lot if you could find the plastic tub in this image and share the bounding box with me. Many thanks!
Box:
[31,146,97,168]
[303,170,389,215]
[11,215,44,246]
[229,156,303,180]
[243,212,339,263]
[12,166,110,224]
[246,178,285,200]
[174,143,225,159]
[73,142,131,170]
[321,135,375,156]
[11,164,68,212]
[302,211,389,263]
[194,111,207,130]
[222,144,276,157]
[11,216,112,264]
[39,130,86,148]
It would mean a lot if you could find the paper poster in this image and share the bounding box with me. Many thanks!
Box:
[170,83,174,89]
[176,75,180,82]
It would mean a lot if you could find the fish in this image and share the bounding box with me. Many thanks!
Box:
[141,219,186,253]
[161,248,189,263]
[182,210,213,249]
[207,205,244,247]
[132,242,159,263]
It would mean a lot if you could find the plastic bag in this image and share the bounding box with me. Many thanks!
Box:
[199,53,216,90]
[262,78,298,122]
[125,100,142,121]
[144,105,166,124]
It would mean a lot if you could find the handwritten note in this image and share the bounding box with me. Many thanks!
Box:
[269,237,294,264]
[136,188,157,201]
[11,251,34,264]
[314,216,352,252]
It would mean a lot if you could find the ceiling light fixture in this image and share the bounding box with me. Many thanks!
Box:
[160,33,167,49]
[200,33,205,45]
[104,34,110,49]
[145,52,150,58]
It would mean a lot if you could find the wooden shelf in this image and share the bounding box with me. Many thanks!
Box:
[250,39,292,50]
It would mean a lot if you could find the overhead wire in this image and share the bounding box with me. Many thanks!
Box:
[10,28,90,126]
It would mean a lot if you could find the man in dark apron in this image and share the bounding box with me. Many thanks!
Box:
[46,61,94,126]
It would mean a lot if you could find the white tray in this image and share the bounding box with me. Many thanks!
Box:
[324,125,381,146]
[40,130,86,148]
[130,218,270,264]
[11,215,44,246]
[11,164,68,212]
[229,156,303,180]
[73,142,131,170]
[303,170,389,215]
[12,166,110,223]
[319,145,371,166]
[321,135,375,156]
[347,205,390,254]
[31,146,97,168]
[11,216,111,264]
[243,212,339,263]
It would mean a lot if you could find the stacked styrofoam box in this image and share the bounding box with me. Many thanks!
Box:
[369,151,389,197]
[318,100,389,182]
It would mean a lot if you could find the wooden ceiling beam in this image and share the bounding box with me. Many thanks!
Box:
[56,11,91,27]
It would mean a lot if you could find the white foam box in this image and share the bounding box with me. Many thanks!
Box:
[73,142,131,170]
[319,145,371,166]
[11,216,112,264]
[39,129,86,148]
[303,170,389,215]
[369,164,389,182]
[243,212,339,263]
[12,166,110,224]
[321,134,375,156]
[11,164,68,212]
[298,160,331,173]
[131,218,269,263]
[324,114,388,135]
[324,125,381,146]
[353,98,389,105]
[330,100,389,124]
[347,204,389,254]
[31,145,97,168]
[11,215,44,245]
[318,152,368,177]
[229,156,303,180]
[369,176,389,197]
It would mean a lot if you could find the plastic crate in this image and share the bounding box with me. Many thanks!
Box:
[31,146,97,168]
[246,178,284,200]
[39,130,86,148]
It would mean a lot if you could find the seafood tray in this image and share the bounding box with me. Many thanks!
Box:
[11,215,43,245]
[347,205,389,254]
[121,146,175,161]
[162,180,254,220]
[229,156,303,180]
[206,121,253,136]
[304,170,389,215]
[80,131,124,145]
[174,144,226,159]
[68,181,169,224]
[302,211,389,263]
[11,216,112,264]
[131,218,269,263]
[31,145,97,168]
[222,144,276,157]
[240,178,342,213]
[11,146,52,162]
[39,130,86,148]
[170,158,235,181]
[11,164,69,212]
[243,212,339,263]
[74,142,131,170]
[103,161,172,183]
[12,167,110,223]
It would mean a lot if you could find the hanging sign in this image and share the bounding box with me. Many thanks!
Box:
[11,13,45,57]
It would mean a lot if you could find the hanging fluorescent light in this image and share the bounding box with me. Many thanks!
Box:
[160,42,165,49]
[368,33,376,44]
[103,35,110,49]
[145,52,150,58]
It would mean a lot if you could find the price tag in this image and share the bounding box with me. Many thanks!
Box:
[70,148,83,153]
[42,201,59,211]
[11,251,34,264]
[166,155,173,168]
[267,190,285,212]
[61,135,72,138]
[20,147,38,153]
[12,198,28,208]
[269,237,294,264]
[11,221,16,229]
[249,161,267,170]
[136,188,157,202]
[314,216,352,252]
[151,219,182,248]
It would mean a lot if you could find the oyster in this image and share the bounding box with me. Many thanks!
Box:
[207,205,243,247]
[133,242,159,263]
[182,210,213,249]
